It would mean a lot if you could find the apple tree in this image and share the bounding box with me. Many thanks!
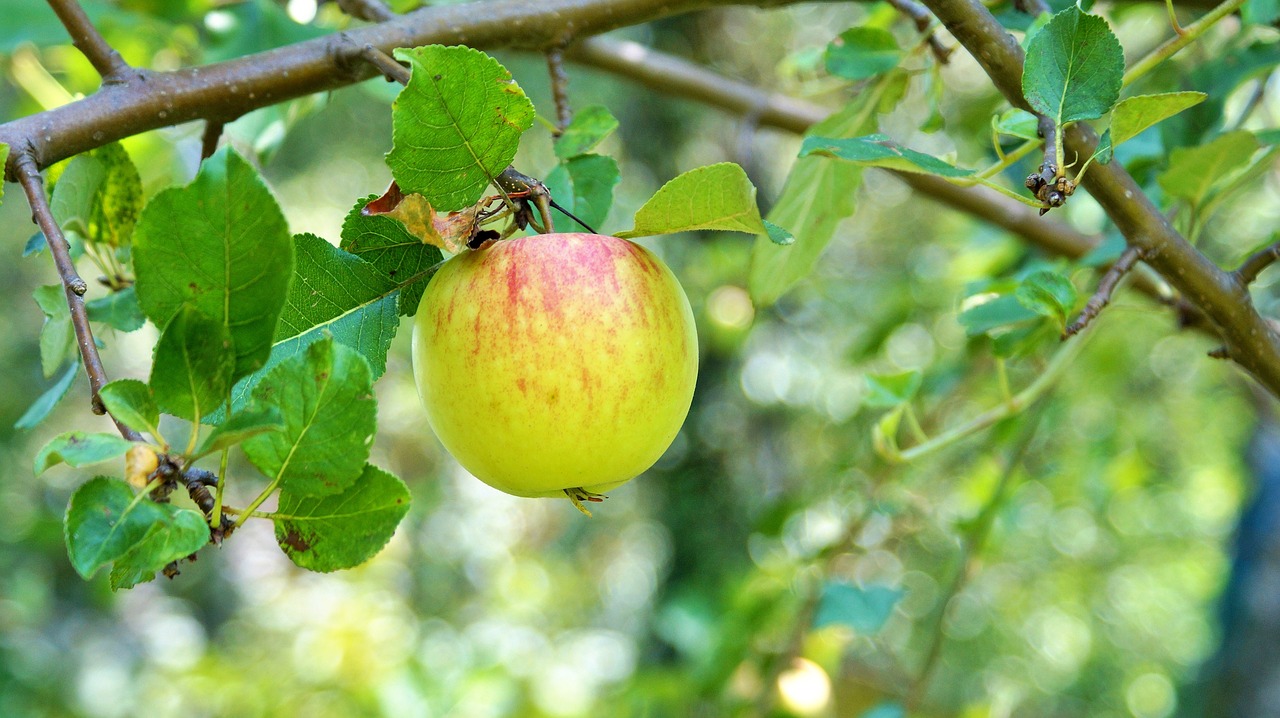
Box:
[0,0,1277,714]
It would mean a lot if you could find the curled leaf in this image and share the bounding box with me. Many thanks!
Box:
[362,182,481,253]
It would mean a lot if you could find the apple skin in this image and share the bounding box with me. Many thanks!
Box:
[412,233,698,498]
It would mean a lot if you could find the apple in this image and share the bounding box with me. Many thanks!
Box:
[412,233,698,501]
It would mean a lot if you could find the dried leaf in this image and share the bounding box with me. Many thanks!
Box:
[362,183,481,253]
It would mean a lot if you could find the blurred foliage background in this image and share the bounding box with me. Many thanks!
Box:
[2,0,1279,716]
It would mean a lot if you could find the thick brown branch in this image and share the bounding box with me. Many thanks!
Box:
[15,152,141,440]
[1065,245,1143,337]
[335,0,396,22]
[1236,242,1280,286]
[918,0,1280,396]
[2,0,820,179]
[567,38,828,134]
[46,0,133,82]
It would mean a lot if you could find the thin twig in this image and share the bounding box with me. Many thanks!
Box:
[201,119,224,160]
[15,151,139,438]
[886,0,953,64]
[546,48,573,135]
[1024,114,1073,215]
[1065,246,1143,337]
[360,44,410,85]
[336,0,396,22]
[45,0,132,81]
[889,339,1082,463]
[1123,0,1247,88]
[1236,241,1280,286]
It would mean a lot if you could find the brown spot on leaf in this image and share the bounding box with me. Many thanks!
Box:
[282,529,311,552]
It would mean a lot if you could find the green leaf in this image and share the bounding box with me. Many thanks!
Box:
[52,143,144,248]
[340,195,444,316]
[763,220,795,246]
[33,285,75,378]
[15,364,78,431]
[749,73,902,306]
[800,134,973,178]
[64,477,208,580]
[1095,128,1115,165]
[825,27,903,81]
[273,464,411,572]
[993,108,1040,140]
[85,287,146,332]
[1157,130,1262,207]
[194,407,283,458]
[0,143,7,204]
[864,371,922,409]
[242,338,376,496]
[1015,270,1078,325]
[959,294,1041,336]
[107,509,210,590]
[228,231,437,414]
[1022,7,1124,125]
[873,406,905,458]
[133,146,294,380]
[545,154,620,232]
[275,233,402,377]
[992,322,1054,358]
[387,45,535,211]
[90,143,144,248]
[1244,0,1280,25]
[812,581,902,633]
[1109,92,1207,148]
[50,154,108,239]
[98,379,161,438]
[554,105,619,159]
[150,305,235,424]
[616,163,764,239]
[35,432,135,475]
[23,232,47,257]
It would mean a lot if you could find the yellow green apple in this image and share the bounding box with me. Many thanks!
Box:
[412,233,698,501]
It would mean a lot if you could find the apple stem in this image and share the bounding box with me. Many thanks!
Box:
[564,487,607,516]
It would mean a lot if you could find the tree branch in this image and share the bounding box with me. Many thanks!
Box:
[335,0,396,22]
[45,0,134,82]
[200,119,224,160]
[1065,245,1143,337]
[886,0,953,64]
[546,48,573,134]
[918,0,1280,396]
[14,151,141,439]
[567,38,827,135]
[1236,241,1280,286]
[359,44,411,84]
[1,0,822,179]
